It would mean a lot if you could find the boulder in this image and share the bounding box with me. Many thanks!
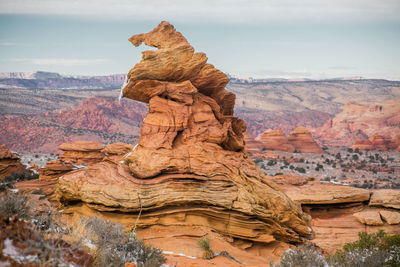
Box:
[353,210,383,226]
[57,21,312,245]
[379,210,400,225]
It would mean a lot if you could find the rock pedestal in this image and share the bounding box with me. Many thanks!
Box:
[56,21,312,245]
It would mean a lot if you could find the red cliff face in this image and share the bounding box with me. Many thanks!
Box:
[244,131,265,153]
[316,99,400,147]
[0,97,147,153]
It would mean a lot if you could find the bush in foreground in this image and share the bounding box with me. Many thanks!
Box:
[273,231,400,267]
[82,216,166,267]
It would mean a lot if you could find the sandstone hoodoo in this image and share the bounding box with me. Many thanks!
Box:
[288,126,324,154]
[57,21,312,246]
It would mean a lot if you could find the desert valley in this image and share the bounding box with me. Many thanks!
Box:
[1,21,400,267]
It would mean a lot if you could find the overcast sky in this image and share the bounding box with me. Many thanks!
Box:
[0,0,399,79]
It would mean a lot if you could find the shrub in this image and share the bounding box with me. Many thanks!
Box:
[271,244,327,267]
[327,230,400,267]
[82,216,166,267]
[1,171,39,191]
[0,191,31,219]
[198,236,215,260]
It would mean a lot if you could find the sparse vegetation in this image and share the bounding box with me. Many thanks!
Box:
[82,216,166,267]
[198,236,215,260]
[0,171,39,191]
[273,231,400,267]
[0,191,31,219]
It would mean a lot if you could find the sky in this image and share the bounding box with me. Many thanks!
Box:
[0,0,399,79]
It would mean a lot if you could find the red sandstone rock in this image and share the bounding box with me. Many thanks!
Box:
[0,144,27,180]
[244,131,265,153]
[353,210,384,226]
[257,128,295,152]
[57,21,312,246]
[316,99,400,147]
[288,126,324,154]
[59,141,104,165]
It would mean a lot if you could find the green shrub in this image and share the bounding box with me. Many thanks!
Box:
[328,230,400,267]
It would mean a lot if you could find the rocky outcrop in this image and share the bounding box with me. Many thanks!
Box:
[39,159,75,182]
[352,133,400,151]
[353,210,384,226]
[0,144,27,180]
[380,210,400,225]
[59,141,104,166]
[316,99,400,147]
[287,126,324,154]
[257,128,295,152]
[282,182,370,204]
[369,190,400,209]
[244,131,265,153]
[256,127,323,153]
[57,21,312,245]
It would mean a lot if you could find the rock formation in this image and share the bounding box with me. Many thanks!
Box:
[256,127,323,153]
[351,133,400,151]
[287,126,324,154]
[59,141,104,166]
[316,99,400,147]
[244,131,265,153]
[257,128,295,152]
[0,144,27,180]
[56,21,312,245]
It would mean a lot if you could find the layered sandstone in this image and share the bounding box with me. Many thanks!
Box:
[287,126,324,154]
[316,99,400,147]
[57,21,312,245]
[0,144,27,180]
[352,133,400,151]
[59,141,104,166]
[257,128,295,152]
[244,131,265,154]
[369,190,400,209]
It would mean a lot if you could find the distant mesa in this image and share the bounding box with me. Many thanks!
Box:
[254,126,323,153]
[316,99,400,147]
[56,21,312,246]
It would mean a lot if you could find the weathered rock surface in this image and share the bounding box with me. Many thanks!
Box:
[256,128,295,152]
[0,144,27,180]
[282,181,370,204]
[369,190,400,209]
[57,21,312,245]
[353,210,384,226]
[316,99,400,147]
[59,141,104,166]
[379,210,400,225]
[288,126,324,154]
[39,159,75,181]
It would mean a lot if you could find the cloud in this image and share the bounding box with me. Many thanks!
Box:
[0,0,399,23]
[7,58,108,66]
